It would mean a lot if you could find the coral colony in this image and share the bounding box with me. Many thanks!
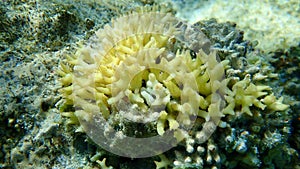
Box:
[58,9,290,168]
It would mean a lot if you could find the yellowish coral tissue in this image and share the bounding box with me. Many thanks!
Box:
[58,9,289,159]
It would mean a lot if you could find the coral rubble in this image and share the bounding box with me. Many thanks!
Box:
[160,0,300,53]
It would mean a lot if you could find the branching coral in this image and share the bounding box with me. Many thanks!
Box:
[58,8,290,168]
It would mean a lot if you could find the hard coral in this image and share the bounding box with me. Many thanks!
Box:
[58,8,290,168]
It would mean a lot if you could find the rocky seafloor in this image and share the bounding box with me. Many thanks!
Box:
[0,0,299,169]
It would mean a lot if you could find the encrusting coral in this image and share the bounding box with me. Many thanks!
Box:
[57,7,290,168]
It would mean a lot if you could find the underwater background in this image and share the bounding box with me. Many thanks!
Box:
[0,0,299,168]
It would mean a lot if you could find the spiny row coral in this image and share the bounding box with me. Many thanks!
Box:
[57,8,290,168]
